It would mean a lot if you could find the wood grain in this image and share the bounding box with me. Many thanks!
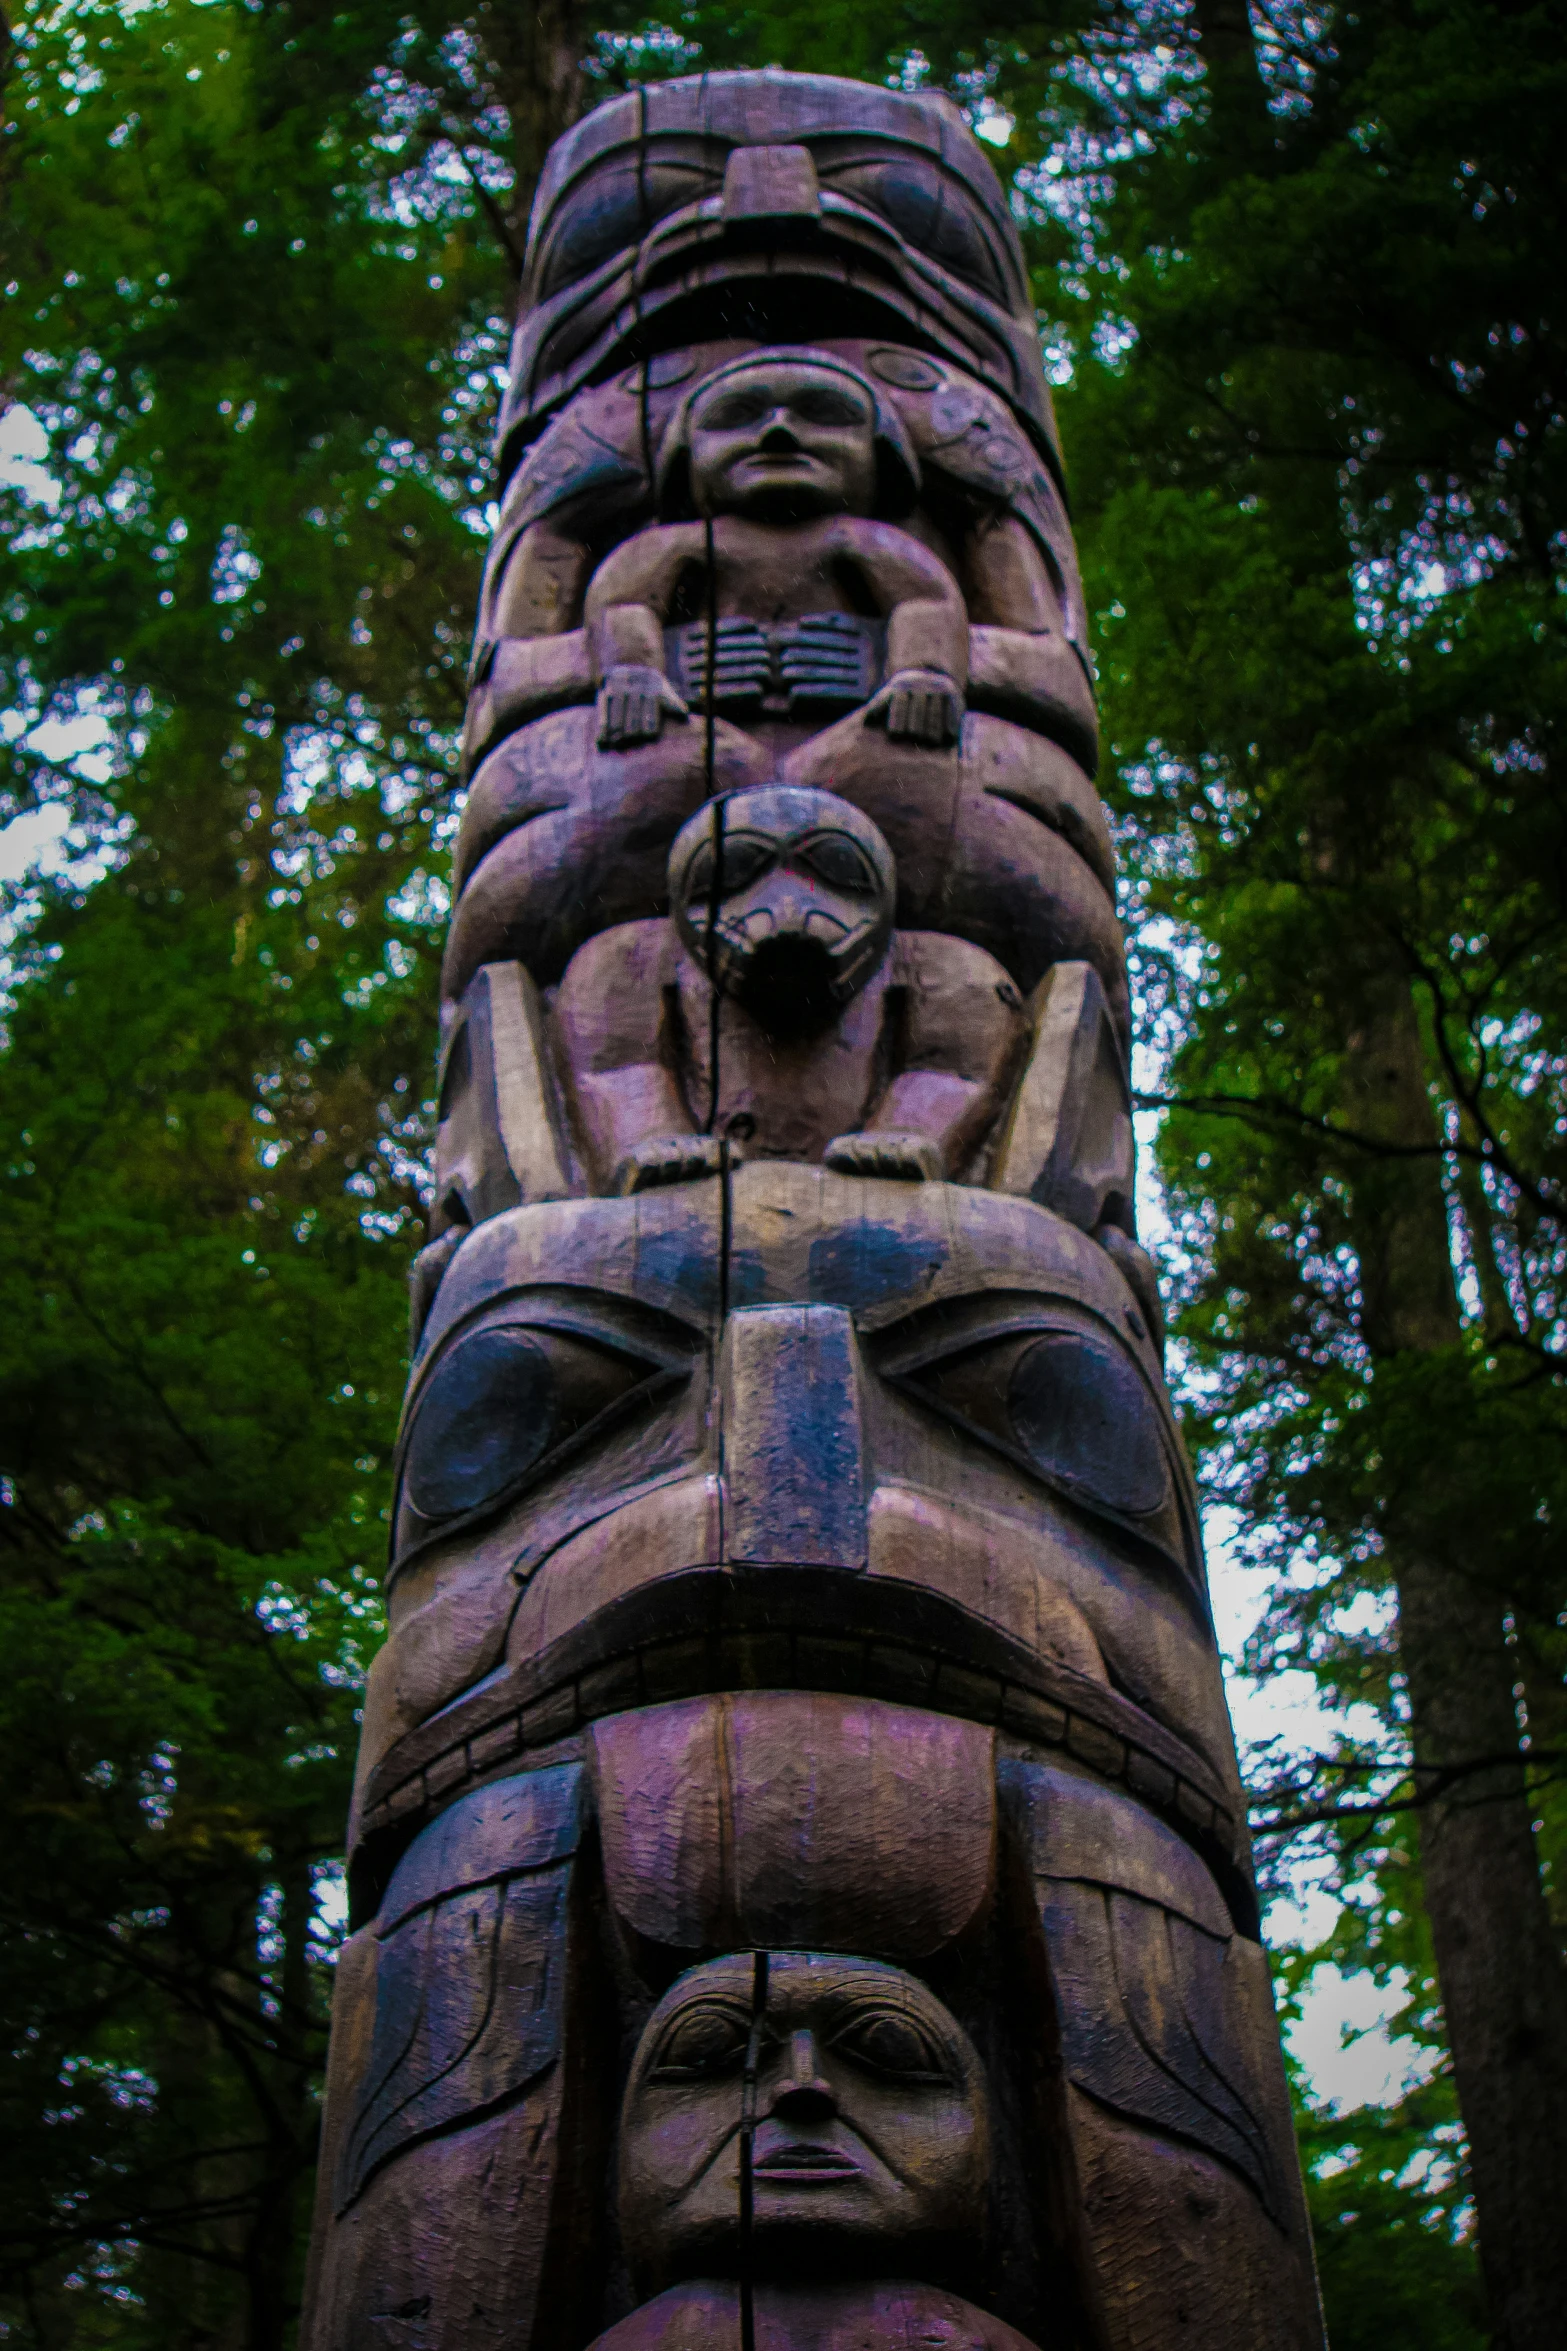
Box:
[302,63,1325,2351]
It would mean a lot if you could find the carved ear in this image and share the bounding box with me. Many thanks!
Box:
[999,1761,1301,2235]
[433,962,577,1233]
[990,962,1134,1233]
[336,1764,589,2215]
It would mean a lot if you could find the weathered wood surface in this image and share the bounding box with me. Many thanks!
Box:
[301,65,1325,2351]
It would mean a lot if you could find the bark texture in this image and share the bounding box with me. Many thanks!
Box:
[1343,974,1567,2351]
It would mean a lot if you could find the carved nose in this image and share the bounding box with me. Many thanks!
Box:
[759,416,801,449]
[721,1305,867,1572]
[768,2030,837,2121]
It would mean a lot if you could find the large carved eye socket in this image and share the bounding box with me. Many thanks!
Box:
[652,2001,752,2080]
[403,1327,557,1521]
[899,1319,1174,1534]
[830,2008,948,2082]
[535,160,710,298]
[821,160,1010,303]
[535,167,644,298]
[795,834,879,895]
[1007,1333,1169,1520]
[394,1315,677,1562]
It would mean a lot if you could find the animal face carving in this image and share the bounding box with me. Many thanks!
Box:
[618,1953,989,2293]
[356,1168,1243,1943]
[498,74,1053,477]
[670,786,896,1032]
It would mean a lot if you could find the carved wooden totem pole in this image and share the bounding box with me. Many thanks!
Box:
[302,72,1326,2351]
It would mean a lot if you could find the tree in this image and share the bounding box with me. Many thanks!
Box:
[1033,5,1567,2345]
[0,2,503,2339]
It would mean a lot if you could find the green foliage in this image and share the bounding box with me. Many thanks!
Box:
[0,1,497,2337]
[1299,2089,1487,2351]
[1052,0,1567,1885]
[1005,0,1567,2337]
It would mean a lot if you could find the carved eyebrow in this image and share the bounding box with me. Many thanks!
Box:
[421,1284,704,1381]
[869,1292,1138,1382]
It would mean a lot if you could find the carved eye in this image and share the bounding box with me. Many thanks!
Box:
[899,1321,1174,1531]
[685,831,776,902]
[403,1327,558,1521]
[790,387,869,428]
[535,160,711,298]
[1008,1333,1170,1519]
[795,834,879,895]
[696,388,776,431]
[394,1316,676,1561]
[821,161,1009,302]
[831,2007,948,2081]
[535,166,645,298]
[652,2001,752,2079]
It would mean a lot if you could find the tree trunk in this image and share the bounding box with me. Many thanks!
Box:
[1176,6,1567,2335]
[475,0,588,252]
[243,1854,320,2351]
[1342,973,1567,2351]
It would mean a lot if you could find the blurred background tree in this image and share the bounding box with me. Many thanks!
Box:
[0,3,1559,2347]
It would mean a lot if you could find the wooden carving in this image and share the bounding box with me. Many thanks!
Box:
[302,70,1326,2351]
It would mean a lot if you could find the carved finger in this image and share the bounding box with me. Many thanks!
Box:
[597,666,671,750]
[823,1131,943,1182]
[612,1135,725,1194]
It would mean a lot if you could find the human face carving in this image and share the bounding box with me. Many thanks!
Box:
[618,1953,988,2290]
[687,362,877,520]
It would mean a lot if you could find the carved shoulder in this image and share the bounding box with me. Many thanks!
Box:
[583,523,707,624]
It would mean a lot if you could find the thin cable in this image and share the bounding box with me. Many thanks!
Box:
[634,90,653,491]
[702,517,724,1138]
[738,1948,769,2351]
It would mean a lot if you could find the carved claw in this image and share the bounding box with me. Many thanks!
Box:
[612,1134,729,1194]
[863,669,963,749]
[824,1130,944,1182]
[596,665,689,751]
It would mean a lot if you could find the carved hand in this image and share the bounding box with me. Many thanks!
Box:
[824,1130,945,1182]
[863,667,963,748]
[612,1134,729,1194]
[674,617,772,710]
[596,665,689,750]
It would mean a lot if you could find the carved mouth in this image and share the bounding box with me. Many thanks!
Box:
[354,1565,1252,1938]
[753,2146,860,2180]
[731,932,842,1034]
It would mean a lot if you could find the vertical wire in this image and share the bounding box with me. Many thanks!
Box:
[702,514,723,1135]
[700,514,731,1325]
[634,85,651,485]
[739,1948,769,2351]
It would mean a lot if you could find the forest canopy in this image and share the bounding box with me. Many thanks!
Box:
[1,4,1562,2348]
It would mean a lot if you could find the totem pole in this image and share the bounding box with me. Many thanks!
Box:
[302,72,1326,2351]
